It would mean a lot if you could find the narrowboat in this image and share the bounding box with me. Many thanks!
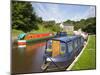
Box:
[17,33,54,46]
[43,35,84,65]
[17,32,68,46]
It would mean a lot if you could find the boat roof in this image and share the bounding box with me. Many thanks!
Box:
[52,35,80,43]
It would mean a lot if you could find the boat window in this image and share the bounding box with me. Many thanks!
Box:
[79,38,82,46]
[74,39,78,48]
[46,40,52,52]
[60,42,66,56]
[81,37,84,45]
[68,42,73,53]
[77,38,80,46]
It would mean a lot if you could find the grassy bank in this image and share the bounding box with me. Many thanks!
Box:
[30,24,54,33]
[12,29,24,37]
[71,35,96,70]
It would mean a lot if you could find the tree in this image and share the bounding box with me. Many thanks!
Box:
[64,17,96,34]
[74,19,86,30]
[51,25,60,32]
[12,1,38,32]
[74,17,96,34]
[43,21,55,28]
[82,17,96,34]
[83,23,96,34]
[64,19,75,25]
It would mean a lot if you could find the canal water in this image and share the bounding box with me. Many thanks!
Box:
[11,41,46,74]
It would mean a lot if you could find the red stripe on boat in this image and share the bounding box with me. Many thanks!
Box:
[18,42,26,45]
[18,40,26,45]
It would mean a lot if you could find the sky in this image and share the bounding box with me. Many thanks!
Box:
[32,2,96,23]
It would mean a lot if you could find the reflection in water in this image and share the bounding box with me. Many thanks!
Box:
[12,41,46,74]
[26,42,46,53]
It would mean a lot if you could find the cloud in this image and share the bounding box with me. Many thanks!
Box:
[85,6,96,18]
[32,3,96,22]
[32,3,67,23]
[71,6,96,21]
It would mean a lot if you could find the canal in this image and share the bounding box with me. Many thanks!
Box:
[12,41,46,74]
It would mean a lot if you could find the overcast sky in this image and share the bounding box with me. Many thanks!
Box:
[32,2,96,23]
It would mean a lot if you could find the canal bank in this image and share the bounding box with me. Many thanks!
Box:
[70,35,96,70]
[66,36,89,70]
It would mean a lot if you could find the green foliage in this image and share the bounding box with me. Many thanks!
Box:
[42,20,60,32]
[30,24,53,33]
[43,21,55,28]
[12,29,24,37]
[64,19,75,25]
[82,17,96,34]
[51,24,60,32]
[12,1,38,32]
[37,17,43,23]
[83,24,96,34]
[75,17,96,34]
[64,17,96,34]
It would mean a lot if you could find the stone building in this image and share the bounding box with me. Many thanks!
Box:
[60,23,74,32]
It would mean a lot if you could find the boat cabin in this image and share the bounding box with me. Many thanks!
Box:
[44,35,84,62]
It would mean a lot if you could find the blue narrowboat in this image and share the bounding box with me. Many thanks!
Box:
[43,35,84,63]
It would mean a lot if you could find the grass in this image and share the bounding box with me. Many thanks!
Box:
[12,29,24,37]
[71,35,96,70]
[30,24,54,33]
[67,31,73,35]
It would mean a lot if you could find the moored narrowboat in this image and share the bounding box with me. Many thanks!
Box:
[43,35,84,64]
[17,33,54,46]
